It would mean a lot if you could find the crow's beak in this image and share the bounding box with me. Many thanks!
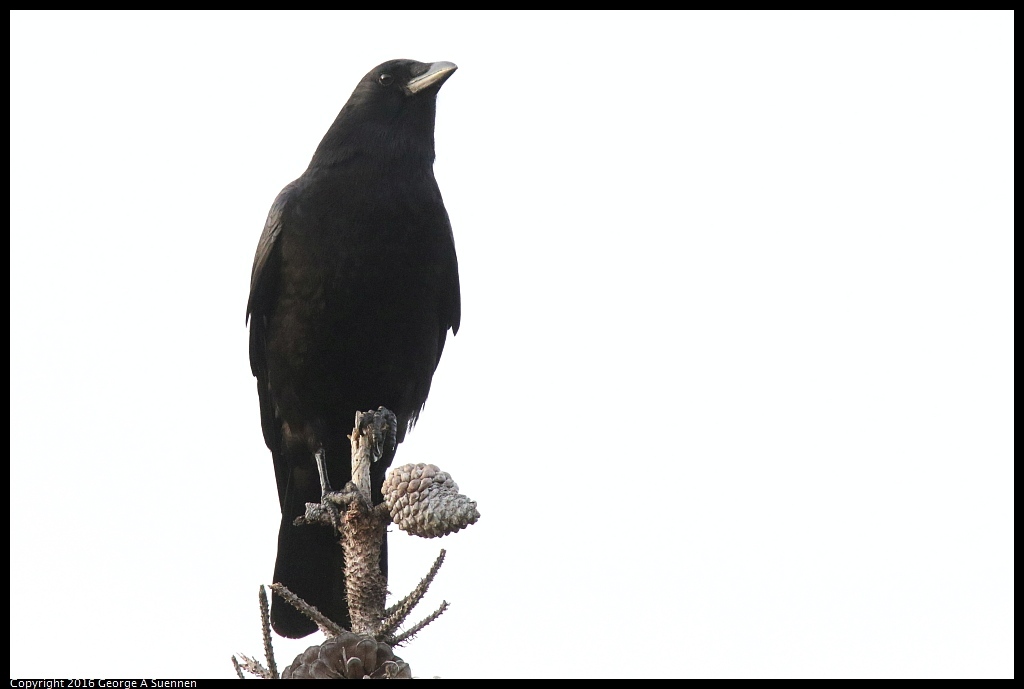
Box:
[405,61,457,95]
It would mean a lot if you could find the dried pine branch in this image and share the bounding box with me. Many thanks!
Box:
[234,406,476,675]
[231,655,245,680]
[259,586,279,679]
[269,583,348,638]
[235,653,273,679]
[382,549,446,636]
[388,601,450,647]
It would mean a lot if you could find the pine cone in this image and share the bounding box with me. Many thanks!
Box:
[382,463,480,538]
[281,632,412,679]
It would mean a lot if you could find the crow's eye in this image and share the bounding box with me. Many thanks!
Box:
[378,73,394,86]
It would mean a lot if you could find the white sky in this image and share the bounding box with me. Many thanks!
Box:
[9,10,1013,679]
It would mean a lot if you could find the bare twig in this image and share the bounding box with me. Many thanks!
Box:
[269,583,348,638]
[382,549,446,636]
[231,655,245,680]
[259,586,279,679]
[388,601,450,647]
[235,653,273,679]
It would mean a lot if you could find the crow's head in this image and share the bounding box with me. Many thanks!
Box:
[362,59,457,98]
[313,59,457,164]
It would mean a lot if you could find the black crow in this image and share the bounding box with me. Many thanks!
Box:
[246,59,461,638]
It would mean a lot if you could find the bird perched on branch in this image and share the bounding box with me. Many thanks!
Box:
[246,59,461,638]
